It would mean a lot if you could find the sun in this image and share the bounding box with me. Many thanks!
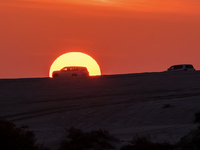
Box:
[49,52,101,77]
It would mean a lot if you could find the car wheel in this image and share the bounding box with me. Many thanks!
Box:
[53,73,59,78]
[72,74,77,77]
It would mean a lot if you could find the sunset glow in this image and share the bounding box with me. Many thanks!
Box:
[0,0,200,78]
[49,52,101,77]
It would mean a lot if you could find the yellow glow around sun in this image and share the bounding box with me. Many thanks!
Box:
[49,52,101,77]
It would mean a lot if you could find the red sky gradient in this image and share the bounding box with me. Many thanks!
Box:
[0,0,200,78]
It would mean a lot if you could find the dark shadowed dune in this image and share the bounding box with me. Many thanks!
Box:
[1,71,200,149]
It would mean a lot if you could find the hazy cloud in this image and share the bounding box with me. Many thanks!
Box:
[3,0,199,14]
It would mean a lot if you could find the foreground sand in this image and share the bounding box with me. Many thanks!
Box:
[1,71,200,149]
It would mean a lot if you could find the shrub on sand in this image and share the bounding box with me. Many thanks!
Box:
[194,111,200,123]
[0,118,50,150]
[162,104,173,109]
[120,135,175,150]
[178,125,200,149]
[58,127,119,150]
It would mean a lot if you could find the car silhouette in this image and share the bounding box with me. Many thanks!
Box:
[52,66,89,78]
[167,64,195,72]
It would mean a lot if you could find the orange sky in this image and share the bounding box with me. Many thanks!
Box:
[0,0,200,78]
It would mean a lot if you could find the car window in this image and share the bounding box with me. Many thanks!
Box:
[68,67,79,71]
[61,67,87,71]
[168,66,174,70]
[61,67,68,71]
[173,65,183,69]
[186,65,194,69]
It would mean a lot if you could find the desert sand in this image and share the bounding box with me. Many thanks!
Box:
[1,71,200,149]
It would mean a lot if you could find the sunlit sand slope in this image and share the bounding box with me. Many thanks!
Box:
[1,71,200,149]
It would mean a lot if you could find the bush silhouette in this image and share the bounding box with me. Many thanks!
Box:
[0,118,50,150]
[194,111,200,123]
[120,135,175,150]
[59,127,119,150]
[178,125,200,149]
[162,104,173,109]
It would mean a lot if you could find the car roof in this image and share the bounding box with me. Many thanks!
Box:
[171,64,193,67]
[61,66,87,69]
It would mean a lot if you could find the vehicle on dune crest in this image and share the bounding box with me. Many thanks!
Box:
[167,64,195,72]
[52,66,89,78]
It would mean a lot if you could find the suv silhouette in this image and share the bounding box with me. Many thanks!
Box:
[52,66,89,78]
[167,64,195,71]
